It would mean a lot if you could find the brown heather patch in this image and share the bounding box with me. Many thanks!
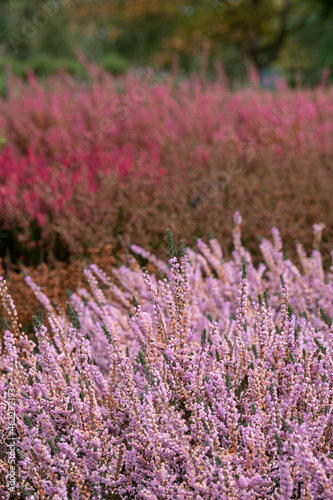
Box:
[0,244,128,331]
[2,146,333,332]
[45,146,333,267]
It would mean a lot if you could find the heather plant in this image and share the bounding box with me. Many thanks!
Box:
[1,66,333,264]
[1,218,333,499]
[0,243,124,332]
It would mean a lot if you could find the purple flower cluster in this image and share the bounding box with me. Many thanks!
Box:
[1,215,333,499]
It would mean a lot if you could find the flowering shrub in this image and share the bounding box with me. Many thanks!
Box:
[1,67,333,263]
[1,217,333,499]
[0,244,122,331]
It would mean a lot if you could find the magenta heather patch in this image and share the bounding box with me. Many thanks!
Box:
[0,221,333,498]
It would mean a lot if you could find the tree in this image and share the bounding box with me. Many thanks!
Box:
[0,0,73,60]
[0,0,330,83]
[86,0,313,73]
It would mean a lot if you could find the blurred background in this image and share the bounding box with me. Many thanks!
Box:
[1,0,333,330]
[0,0,333,87]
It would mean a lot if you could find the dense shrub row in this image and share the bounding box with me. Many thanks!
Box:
[1,219,333,498]
[1,66,333,264]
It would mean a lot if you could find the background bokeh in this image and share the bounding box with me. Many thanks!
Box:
[1,0,333,87]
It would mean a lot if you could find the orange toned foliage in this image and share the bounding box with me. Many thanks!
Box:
[0,245,124,330]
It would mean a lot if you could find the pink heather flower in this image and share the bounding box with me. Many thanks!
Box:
[0,219,333,498]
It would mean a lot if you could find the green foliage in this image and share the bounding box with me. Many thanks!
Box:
[313,337,327,355]
[201,329,207,347]
[16,448,25,461]
[302,311,309,322]
[320,308,332,327]
[23,414,34,429]
[20,486,34,498]
[281,417,294,434]
[98,53,130,75]
[0,0,332,84]
[66,302,81,332]
[32,315,41,331]
[2,317,10,330]
[102,325,114,345]
[251,344,258,359]
[287,305,294,319]
[3,55,85,79]
[274,433,283,456]
[166,228,177,258]
[225,372,231,390]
